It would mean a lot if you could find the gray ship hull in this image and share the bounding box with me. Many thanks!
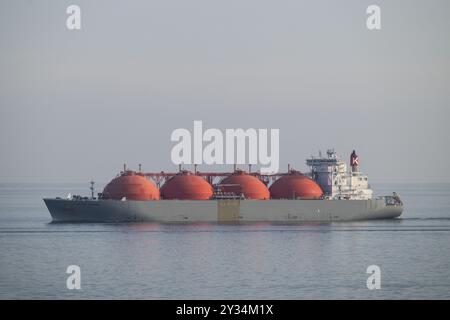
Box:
[43,198,403,223]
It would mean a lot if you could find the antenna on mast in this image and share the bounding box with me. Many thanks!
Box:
[90,180,95,199]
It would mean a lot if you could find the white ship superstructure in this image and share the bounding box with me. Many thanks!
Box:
[307,149,373,200]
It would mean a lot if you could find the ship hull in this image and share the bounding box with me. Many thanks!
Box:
[43,198,403,223]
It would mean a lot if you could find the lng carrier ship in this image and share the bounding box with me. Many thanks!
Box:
[44,150,403,223]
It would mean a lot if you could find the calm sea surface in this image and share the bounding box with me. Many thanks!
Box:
[0,183,449,299]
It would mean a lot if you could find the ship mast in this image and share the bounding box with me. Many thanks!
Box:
[90,180,95,199]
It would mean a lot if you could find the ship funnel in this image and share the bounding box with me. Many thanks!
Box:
[350,150,359,173]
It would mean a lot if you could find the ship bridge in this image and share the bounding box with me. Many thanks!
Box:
[306,149,373,200]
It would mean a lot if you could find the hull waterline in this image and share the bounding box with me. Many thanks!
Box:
[44,198,403,223]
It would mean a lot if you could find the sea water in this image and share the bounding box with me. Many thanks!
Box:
[0,183,449,299]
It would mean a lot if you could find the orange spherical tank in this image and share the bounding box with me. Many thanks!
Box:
[160,172,213,200]
[220,171,270,200]
[269,171,323,199]
[102,172,160,200]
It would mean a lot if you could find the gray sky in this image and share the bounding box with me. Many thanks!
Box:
[1,0,449,184]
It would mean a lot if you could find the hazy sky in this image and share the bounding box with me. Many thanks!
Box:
[1,0,449,184]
